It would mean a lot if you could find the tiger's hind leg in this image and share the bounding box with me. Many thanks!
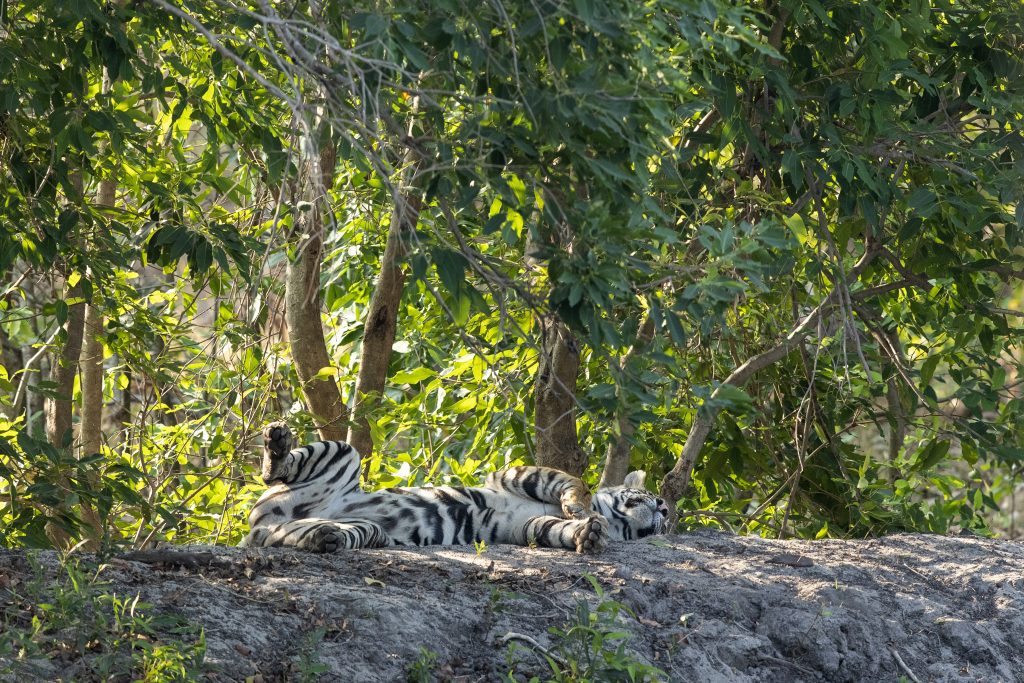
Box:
[522,514,609,554]
[247,518,388,553]
[260,421,294,483]
[484,466,592,519]
[263,421,293,459]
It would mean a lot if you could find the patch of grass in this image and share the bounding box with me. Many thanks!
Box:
[406,646,439,683]
[294,626,329,682]
[0,554,206,681]
[505,575,666,683]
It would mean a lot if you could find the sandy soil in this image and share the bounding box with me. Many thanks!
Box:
[1,531,1021,682]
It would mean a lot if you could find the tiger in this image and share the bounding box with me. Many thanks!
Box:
[242,422,670,554]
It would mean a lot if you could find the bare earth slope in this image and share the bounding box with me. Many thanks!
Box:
[1,531,1021,682]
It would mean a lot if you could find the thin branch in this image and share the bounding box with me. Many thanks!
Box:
[498,632,568,668]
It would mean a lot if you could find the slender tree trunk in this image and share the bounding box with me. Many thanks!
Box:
[78,307,103,440]
[44,282,85,449]
[347,156,420,461]
[80,177,114,461]
[105,356,131,436]
[658,299,835,526]
[285,142,348,441]
[0,267,23,375]
[75,178,115,548]
[599,314,655,488]
[79,305,104,449]
[534,317,587,476]
[43,275,86,549]
[77,299,105,548]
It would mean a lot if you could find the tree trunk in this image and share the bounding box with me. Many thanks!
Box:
[346,161,420,461]
[46,295,85,451]
[80,177,114,461]
[77,299,105,548]
[79,307,104,442]
[285,142,348,441]
[74,178,116,549]
[598,314,655,488]
[43,276,86,548]
[105,357,131,436]
[534,317,587,476]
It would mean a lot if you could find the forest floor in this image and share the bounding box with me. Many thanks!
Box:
[0,530,1021,682]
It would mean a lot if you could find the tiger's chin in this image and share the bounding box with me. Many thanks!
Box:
[637,516,665,538]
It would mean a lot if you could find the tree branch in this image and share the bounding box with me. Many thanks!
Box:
[659,246,882,523]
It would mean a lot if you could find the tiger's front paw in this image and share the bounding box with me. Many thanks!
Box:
[263,421,293,459]
[573,515,609,554]
[560,487,593,520]
[306,525,345,553]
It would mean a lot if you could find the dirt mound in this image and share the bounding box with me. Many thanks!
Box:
[1,531,1021,682]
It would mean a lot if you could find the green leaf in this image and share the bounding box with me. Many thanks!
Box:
[979,326,994,354]
[665,311,686,345]
[712,384,753,410]
[919,355,941,387]
[907,187,936,216]
[915,439,950,471]
[432,248,467,298]
[313,366,338,380]
[391,367,435,384]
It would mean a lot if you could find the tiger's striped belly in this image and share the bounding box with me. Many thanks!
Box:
[283,486,562,547]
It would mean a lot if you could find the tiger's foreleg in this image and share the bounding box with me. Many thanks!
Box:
[484,467,593,519]
[520,514,609,554]
[245,518,388,553]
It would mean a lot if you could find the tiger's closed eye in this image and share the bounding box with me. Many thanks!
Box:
[625,498,642,508]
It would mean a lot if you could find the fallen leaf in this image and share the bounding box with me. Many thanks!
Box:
[766,554,813,568]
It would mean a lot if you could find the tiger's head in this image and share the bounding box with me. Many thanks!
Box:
[592,470,670,541]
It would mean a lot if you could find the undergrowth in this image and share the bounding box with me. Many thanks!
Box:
[506,575,666,683]
[0,554,206,681]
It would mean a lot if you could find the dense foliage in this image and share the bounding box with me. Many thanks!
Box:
[0,0,1022,550]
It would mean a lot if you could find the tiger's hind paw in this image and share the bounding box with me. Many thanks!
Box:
[263,421,293,459]
[573,514,609,554]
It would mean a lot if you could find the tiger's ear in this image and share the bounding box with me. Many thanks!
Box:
[623,470,647,489]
